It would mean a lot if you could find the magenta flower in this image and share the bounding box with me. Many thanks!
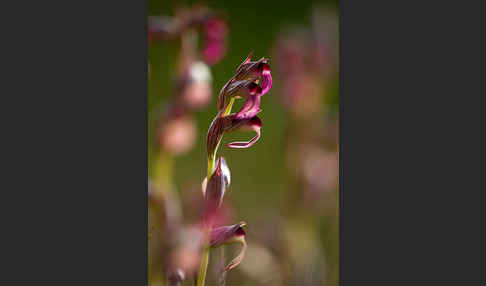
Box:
[218,53,272,111]
[233,53,272,95]
[210,222,247,270]
[206,53,271,159]
[206,113,262,158]
[202,18,228,65]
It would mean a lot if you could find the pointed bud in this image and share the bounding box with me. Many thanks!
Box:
[210,222,248,271]
[204,157,230,217]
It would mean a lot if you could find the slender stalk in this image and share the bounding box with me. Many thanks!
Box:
[197,245,210,286]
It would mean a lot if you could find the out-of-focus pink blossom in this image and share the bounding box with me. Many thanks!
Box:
[179,61,213,109]
[202,18,228,65]
[157,115,196,155]
[169,226,204,274]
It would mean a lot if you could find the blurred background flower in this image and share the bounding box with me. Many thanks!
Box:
[149,1,338,285]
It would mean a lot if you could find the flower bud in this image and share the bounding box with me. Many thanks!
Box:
[203,157,230,217]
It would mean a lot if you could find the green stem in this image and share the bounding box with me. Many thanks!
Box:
[197,245,210,286]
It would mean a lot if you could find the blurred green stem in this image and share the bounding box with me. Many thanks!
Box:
[219,247,227,286]
[197,245,210,286]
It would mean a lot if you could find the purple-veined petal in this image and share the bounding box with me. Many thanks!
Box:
[210,222,247,271]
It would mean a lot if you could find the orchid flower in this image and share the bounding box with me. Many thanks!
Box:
[210,222,247,271]
[218,53,272,111]
[206,53,271,173]
[206,113,263,159]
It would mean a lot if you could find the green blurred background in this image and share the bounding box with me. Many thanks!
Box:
[149,0,339,285]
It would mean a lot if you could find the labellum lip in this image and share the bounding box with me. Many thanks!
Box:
[226,116,262,149]
[207,114,262,154]
[209,222,248,271]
